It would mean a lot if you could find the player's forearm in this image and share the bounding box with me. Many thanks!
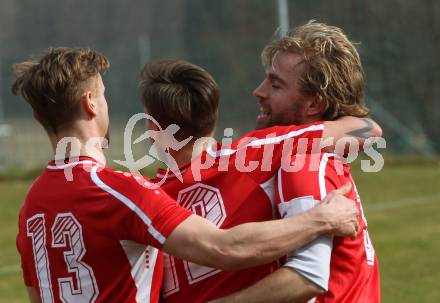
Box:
[322,116,382,152]
[214,184,358,270]
[164,185,357,271]
[208,267,323,303]
[164,208,332,271]
[215,206,332,270]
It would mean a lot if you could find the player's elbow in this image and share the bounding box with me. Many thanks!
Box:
[298,281,326,301]
[309,284,326,297]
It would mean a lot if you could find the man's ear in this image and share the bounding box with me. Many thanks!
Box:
[306,95,326,116]
[81,91,96,118]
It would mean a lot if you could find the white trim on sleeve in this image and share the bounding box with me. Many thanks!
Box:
[283,235,333,291]
[279,196,333,291]
[279,153,336,291]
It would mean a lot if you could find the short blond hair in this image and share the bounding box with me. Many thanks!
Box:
[11,47,109,133]
[262,21,368,120]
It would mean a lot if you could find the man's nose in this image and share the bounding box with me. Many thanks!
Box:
[253,81,267,100]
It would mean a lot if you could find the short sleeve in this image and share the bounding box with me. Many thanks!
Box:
[276,153,344,205]
[140,186,193,246]
[275,153,345,291]
[90,167,192,249]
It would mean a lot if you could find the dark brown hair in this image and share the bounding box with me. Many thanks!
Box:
[140,59,219,140]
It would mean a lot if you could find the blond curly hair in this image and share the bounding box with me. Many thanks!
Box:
[262,20,369,120]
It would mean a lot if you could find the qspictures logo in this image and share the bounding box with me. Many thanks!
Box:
[54,113,386,187]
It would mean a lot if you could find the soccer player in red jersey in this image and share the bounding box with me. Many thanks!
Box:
[214,21,381,303]
[139,45,382,303]
[12,47,360,303]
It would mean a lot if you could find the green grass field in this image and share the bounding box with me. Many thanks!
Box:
[1,156,439,302]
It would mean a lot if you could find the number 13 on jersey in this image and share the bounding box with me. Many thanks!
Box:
[26,213,99,303]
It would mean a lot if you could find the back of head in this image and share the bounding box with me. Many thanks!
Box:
[139,59,219,141]
[262,20,369,120]
[11,47,109,133]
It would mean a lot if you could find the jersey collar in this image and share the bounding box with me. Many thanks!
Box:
[47,156,101,170]
[155,161,191,180]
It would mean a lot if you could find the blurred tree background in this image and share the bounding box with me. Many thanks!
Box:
[0,0,439,168]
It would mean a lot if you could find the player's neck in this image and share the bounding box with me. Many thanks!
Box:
[298,115,322,125]
[49,124,107,165]
[169,137,212,168]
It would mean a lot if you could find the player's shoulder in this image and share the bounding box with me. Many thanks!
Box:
[281,152,344,177]
[278,153,344,200]
[152,167,192,191]
[94,166,158,194]
[24,173,45,196]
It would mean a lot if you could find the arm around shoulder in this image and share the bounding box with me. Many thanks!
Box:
[162,208,333,271]
[322,116,383,152]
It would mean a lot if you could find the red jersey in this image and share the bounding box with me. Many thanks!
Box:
[276,153,381,303]
[153,123,324,303]
[16,156,192,303]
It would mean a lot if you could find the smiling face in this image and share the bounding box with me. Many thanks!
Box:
[253,51,317,129]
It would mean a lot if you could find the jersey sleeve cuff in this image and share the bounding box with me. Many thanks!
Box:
[283,235,333,291]
[150,202,193,248]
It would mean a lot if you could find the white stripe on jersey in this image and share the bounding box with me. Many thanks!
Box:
[246,124,324,147]
[318,153,331,200]
[90,165,166,244]
[277,168,285,204]
[207,124,324,158]
[259,174,278,219]
[206,145,236,157]
[120,241,159,303]
[278,154,333,292]
[156,168,187,179]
